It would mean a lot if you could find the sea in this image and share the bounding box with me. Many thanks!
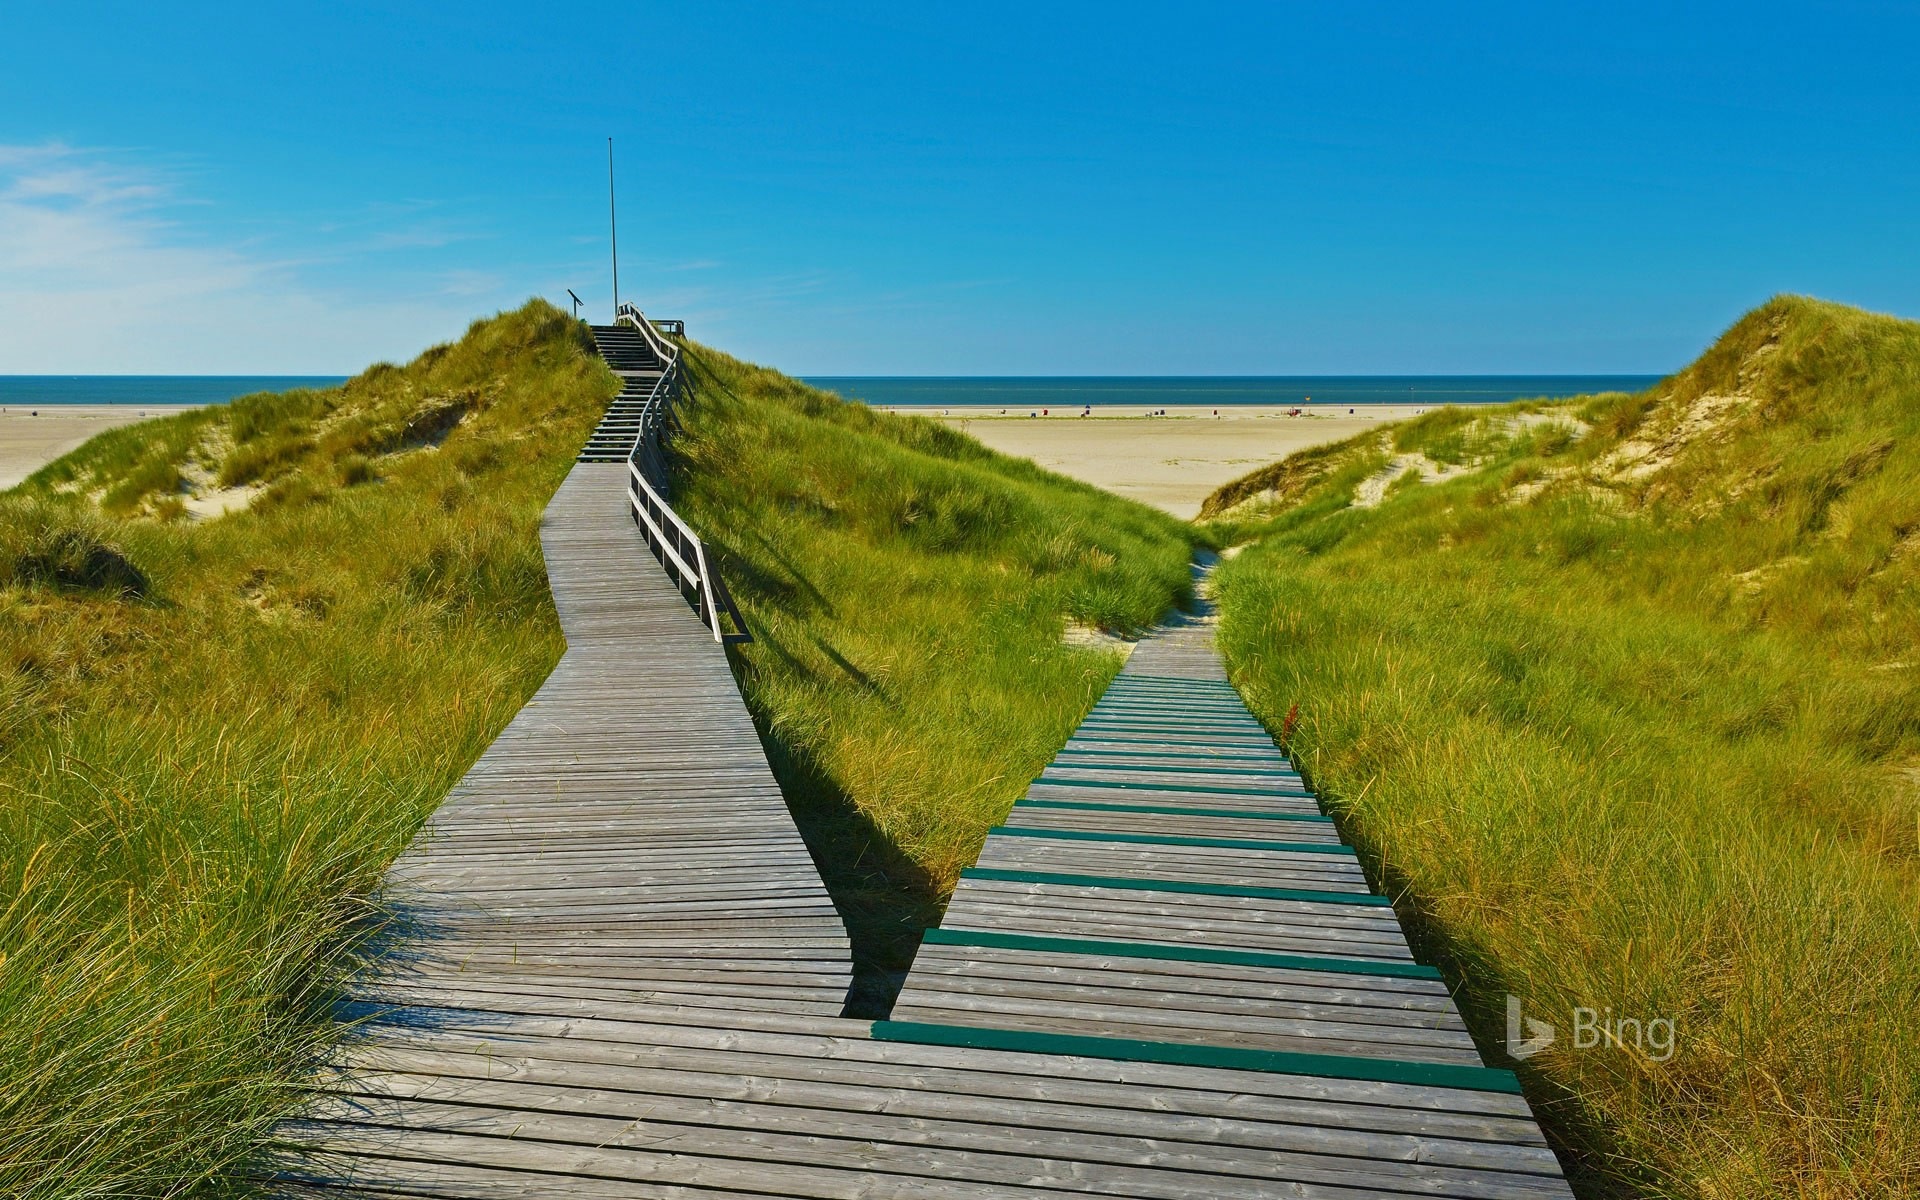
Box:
[0,376,350,409]
[0,374,1663,412]
[801,375,1661,410]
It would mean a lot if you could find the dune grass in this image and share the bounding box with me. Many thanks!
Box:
[2,305,1195,1192]
[0,301,613,1198]
[669,342,1196,1006]
[1205,296,1920,1197]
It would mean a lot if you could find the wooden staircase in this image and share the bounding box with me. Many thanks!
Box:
[577,324,665,463]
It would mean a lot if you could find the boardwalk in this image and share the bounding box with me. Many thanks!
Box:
[351,464,850,1015]
[278,462,858,1185]
[280,320,1572,1195]
[876,613,1575,1197]
[283,582,1574,1195]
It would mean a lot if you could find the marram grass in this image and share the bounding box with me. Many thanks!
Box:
[1,304,1193,1194]
[1207,296,1920,1198]
[670,342,1195,1005]
[2,300,606,1198]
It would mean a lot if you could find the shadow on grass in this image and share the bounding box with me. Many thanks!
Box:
[751,715,945,1017]
[726,526,837,619]
[809,633,886,698]
[707,538,937,1015]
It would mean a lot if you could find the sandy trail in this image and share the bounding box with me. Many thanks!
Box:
[0,405,200,490]
[923,403,1480,519]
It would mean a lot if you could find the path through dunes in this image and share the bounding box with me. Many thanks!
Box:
[277,310,1570,1196]
[876,608,1576,1197]
[274,462,856,1188]
[279,545,1574,1197]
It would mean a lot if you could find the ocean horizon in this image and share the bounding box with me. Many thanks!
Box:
[0,376,351,408]
[0,373,1664,411]
[802,374,1663,408]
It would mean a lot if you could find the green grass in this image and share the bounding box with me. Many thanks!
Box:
[1,300,613,1198]
[670,343,1195,1006]
[2,307,1195,1192]
[1204,295,1920,1197]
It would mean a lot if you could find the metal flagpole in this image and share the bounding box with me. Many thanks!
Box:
[607,137,620,317]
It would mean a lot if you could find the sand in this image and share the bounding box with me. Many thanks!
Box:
[916,403,1484,519]
[0,399,1480,519]
[0,404,200,490]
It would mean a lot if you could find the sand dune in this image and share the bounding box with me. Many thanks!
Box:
[5,400,1475,519]
[0,405,200,490]
[923,403,1473,519]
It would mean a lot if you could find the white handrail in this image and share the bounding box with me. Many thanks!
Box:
[606,306,748,644]
[615,302,677,367]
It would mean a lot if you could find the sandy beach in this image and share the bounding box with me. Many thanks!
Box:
[0,405,200,490]
[917,403,1478,519]
[2,399,1474,516]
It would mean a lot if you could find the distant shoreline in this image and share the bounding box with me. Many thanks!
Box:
[807,374,1661,410]
[1,373,1658,410]
[927,401,1497,518]
[0,376,348,408]
[895,402,1499,419]
[1,403,204,491]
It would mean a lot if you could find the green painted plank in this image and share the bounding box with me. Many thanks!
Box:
[1090,710,1267,721]
[1105,691,1251,702]
[920,927,1437,978]
[1106,693,1242,702]
[1088,711,1257,724]
[1084,710,1266,724]
[989,824,1352,854]
[870,1020,1519,1094]
[1087,710,1260,724]
[1051,757,1302,780]
[961,866,1389,906]
[1068,733,1276,747]
[1015,798,1332,823]
[1059,746,1290,765]
[1107,691,1240,698]
[1059,744,1297,764]
[1076,721,1272,736]
[1097,693,1249,705]
[1072,729,1275,744]
[1036,775,1314,799]
[1094,692,1250,704]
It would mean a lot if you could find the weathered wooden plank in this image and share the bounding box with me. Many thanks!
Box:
[325,997,1551,1128]
[886,996,1484,1065]
[904,942,1458,1010]
[319,1042,1553,1168]
[958,866,1390,906]
[298,1084,1568,1199]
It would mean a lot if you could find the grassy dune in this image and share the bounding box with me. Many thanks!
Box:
[1,301,612,1197]
[670,343,1195,1004]
[2,306,1192,1193]
[1205,296,1920,1197]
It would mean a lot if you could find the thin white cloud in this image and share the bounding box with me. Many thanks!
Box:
[368,224,484,251]
[0,143,521,373]
[437,269,506,297]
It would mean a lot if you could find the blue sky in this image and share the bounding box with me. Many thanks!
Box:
[2,2,1916,374]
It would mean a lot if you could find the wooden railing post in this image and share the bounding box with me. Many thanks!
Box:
[614,306,751,645]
